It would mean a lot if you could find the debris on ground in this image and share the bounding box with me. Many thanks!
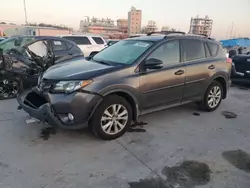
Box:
[128,121,147,133]
[221,111,237,119]
[193,112,201,116]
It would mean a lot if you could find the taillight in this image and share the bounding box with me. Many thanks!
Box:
[226,58,232,64]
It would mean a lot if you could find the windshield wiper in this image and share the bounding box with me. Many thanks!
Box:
[91,58,112,66]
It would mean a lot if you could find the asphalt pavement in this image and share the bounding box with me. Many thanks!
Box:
[0,85,250,188]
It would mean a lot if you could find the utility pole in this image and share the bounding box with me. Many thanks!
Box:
[230,22,234,39]
[23,0,28,25]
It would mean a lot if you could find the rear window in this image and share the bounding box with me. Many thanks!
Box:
[52,40,67,51]
[92,37,104,44]
[207,42,218,56]
[62,36,91,45]
[182,39,206,61]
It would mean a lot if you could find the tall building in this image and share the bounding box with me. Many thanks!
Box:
[189,15,213,36]
[117,19,128,33]
[128,7,142,35]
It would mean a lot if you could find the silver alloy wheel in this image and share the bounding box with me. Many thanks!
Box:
[208,86,221,108]
[101,104,128,135]
[0,79,18,98]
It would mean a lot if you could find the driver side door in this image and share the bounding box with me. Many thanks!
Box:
[139,40,186,109]
[25,40,51,86]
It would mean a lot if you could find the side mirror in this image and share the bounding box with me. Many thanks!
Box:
[144,58,163,70]
[89,51,98,57]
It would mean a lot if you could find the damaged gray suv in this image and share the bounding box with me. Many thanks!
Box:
[17,32,232,140]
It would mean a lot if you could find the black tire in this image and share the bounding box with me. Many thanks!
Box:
[89,95,132,140]
[0,76,22,100]
[198,81,223,112]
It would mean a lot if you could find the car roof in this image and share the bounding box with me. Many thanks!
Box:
[125,35,165,42]
[10,35,69,41]
[11,35,78,46]
[58,34,104,38]
[125,34,220,44]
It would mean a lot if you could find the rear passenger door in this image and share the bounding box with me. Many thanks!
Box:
[181,39,210,101]
[50,39,70,62]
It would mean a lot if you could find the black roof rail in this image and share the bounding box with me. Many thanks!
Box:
[147,31,186,36]
[187,33,215,40]
[187,33,208,37]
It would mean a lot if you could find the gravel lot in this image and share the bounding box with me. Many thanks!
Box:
[0,86,250,188]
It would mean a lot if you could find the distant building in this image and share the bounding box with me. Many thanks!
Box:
[189,15,213,37]
[128,7,142,36]
[161,26,170,32]
[142,21,157,34]
[79,17,124,36]
[0,24,19,36]
[117,19,128,34]
[87,25,121,35]
[4,26,71,36]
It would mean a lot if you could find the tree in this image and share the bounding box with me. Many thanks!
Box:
[169,28,177,31]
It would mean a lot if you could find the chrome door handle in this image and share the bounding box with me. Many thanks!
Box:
[174,70,185,75]
[208,65,215,69]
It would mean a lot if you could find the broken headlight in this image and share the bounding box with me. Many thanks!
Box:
[51,80,92,93]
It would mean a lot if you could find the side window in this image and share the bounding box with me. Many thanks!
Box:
[92,37,104,44]
[52,40,67,51]
[182,40,205,61]
[207,42,218,56]
[63,36,91,45]
[27,40,48,57]
[147,40,180,66]
[204,43,211,57]
[65,41,73,49]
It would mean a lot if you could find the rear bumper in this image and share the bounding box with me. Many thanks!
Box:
[17,89,102,129]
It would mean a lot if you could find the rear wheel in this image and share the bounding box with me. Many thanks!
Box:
[89,95,132,140]
[198,81,223,111]
[0,77,22,100]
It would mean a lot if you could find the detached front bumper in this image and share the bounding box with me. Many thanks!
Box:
[17,89,102,129]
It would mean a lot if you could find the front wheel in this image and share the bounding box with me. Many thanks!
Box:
[198,81,223,111]
[89,95,132,140]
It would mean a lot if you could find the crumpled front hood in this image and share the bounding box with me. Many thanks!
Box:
[43,57,118,80]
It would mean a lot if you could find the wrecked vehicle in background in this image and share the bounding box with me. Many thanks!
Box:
[0,36,83,99]
[231,54,250,83]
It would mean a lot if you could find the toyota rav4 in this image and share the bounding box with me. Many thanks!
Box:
[17,32,232,140]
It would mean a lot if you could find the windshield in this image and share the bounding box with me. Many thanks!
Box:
[93,40,153,65]
[0,36,35,51]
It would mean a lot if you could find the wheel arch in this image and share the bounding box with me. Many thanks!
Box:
[88,88,140,123]
[102,89,139,122]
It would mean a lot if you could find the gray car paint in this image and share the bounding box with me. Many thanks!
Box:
[17,35,231,129]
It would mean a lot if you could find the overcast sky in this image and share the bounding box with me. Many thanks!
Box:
[0,0,249,39]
